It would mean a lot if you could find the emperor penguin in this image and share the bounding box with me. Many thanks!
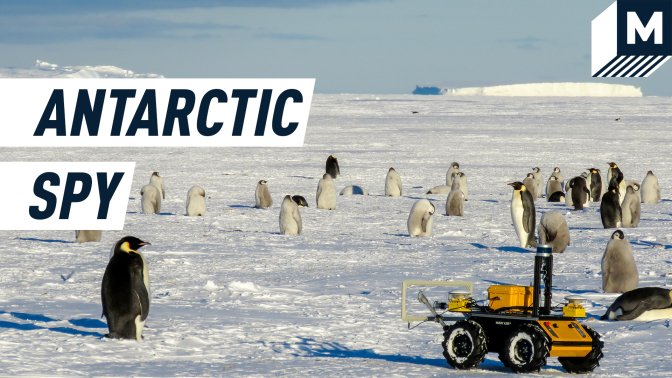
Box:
[385,167,402,197]
[316,173,337,210]
[601,287,672,321]
[426,185,451,195]
[531,167,543,199]
[508,182,536,248]
[564,179,574,207]
[185,185,206,216]
[254,180,273,209]
[325,155,340,179]
[546,176,564,202]
[291,195,309,207]
[75,230,102,243]
[101,236,151,340]
[140,184,161,214]
[523,173,538,199]
[621,185,641,228]
[545,167,562,197]
[280,195,302,235]
[569,176,591,210]
[149,172,165,200]
[588,168,603,202]
[607,162,621,185]
[453,171,468,200]
[446,162,460,187]
[600,185,622,228]
[446,184,465,216]
[538,211,570,253]
[602,230,638,293]
[641,170,661,204]
[340,185,368,196]
[407,199,435,237]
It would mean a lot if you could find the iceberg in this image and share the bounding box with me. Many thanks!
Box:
[0,60,162,79]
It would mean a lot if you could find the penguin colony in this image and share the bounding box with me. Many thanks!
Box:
[73,157,666,342]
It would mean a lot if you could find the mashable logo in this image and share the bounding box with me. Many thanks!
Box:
[592,0,672,77]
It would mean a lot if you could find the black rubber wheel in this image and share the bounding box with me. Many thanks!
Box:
[499,324,549,373]
[558,325,604,373]
[441,320,488,369]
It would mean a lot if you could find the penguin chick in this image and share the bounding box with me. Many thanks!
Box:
[280,195,302,235]
[385,167,402,197]
[254,180,273,209]
[523,173,538,199]
[531,167,543,199]
[75,230,102,243]
[508,181,536,248]
[446,162,460,187]
[185,185,206,216]
[140,184,161,214]
[602,230,638,293]
[149,172,165,200]
[641,171,660,204]
[621,185,641,228]
[446,185,465,216]
[538,211,570,253]
[546,176,563,202]
[316,173,337,210]
[102,236,151,341]
[326,155,340,179]
[408,199,435,237]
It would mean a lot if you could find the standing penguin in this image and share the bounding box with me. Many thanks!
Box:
[641,170,661,204]
[508,182,536,248]
[280,195,302,235]
[325,155,340,179]
[607,162,621,185]
[185,185,206,216]
[140,184,161,214]
[569,176,591,210]
[602,230,638,293]
[149,172,165,200]
[446,184,465,216]
[545,167,562,197]
[76,230,102,243]
[538,211,570,253]
[600,185,622,228]
[531,167,543,199]
[546,176,564,202]
[523,173,538,199]
[316,173,337,210]
[446,162,460,187]
[407,199,435,237]
[453,171,468,200]
[588,168,603,202]
[101,236,151,340]
[254,180,273,209]
[621,185,641,228]
[385,167,402,197]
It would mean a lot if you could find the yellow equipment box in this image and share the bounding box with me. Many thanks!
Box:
[488,285,534,311]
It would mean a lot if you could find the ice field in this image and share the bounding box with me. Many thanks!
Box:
[1,94,672,376]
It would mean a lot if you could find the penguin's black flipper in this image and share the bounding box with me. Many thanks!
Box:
[130,254,150,321]
[616,301,650,321]
[521,191,535,235]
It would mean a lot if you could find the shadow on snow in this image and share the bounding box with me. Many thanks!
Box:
[0,310,105,338]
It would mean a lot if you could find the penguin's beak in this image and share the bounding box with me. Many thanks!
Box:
[140,241,151,247]
[507,182,515,187]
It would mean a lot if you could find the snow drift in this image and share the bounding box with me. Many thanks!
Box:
[445,82,642,97]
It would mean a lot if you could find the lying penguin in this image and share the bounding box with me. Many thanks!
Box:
[601,287,672,321]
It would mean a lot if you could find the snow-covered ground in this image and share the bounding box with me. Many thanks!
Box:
[1,94,672,376]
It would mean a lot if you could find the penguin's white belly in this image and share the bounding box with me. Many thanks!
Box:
[511,203,527,247]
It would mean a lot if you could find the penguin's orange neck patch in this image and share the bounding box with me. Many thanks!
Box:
[120,241,135,254]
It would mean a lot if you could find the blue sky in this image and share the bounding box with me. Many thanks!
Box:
[0,0,669,95]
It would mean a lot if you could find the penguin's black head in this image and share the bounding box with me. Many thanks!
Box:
[451,162,459,169]
[152,172,160,177]
[588,168,600,173]
[456,172,465,177]
[647,170,654,175]
[549,176,558,181]
[554,167,560,173]
[607,162,618,168]
[292,195,308,207]
[532,167,540,173]
[630,183,640,191]
[611,230,625,240]
[259,179,267,185]
[115,236,150,254]
[388,167,395,172]
[526,173,534,178]
[607,184,618,192]
[508,182,524,190]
